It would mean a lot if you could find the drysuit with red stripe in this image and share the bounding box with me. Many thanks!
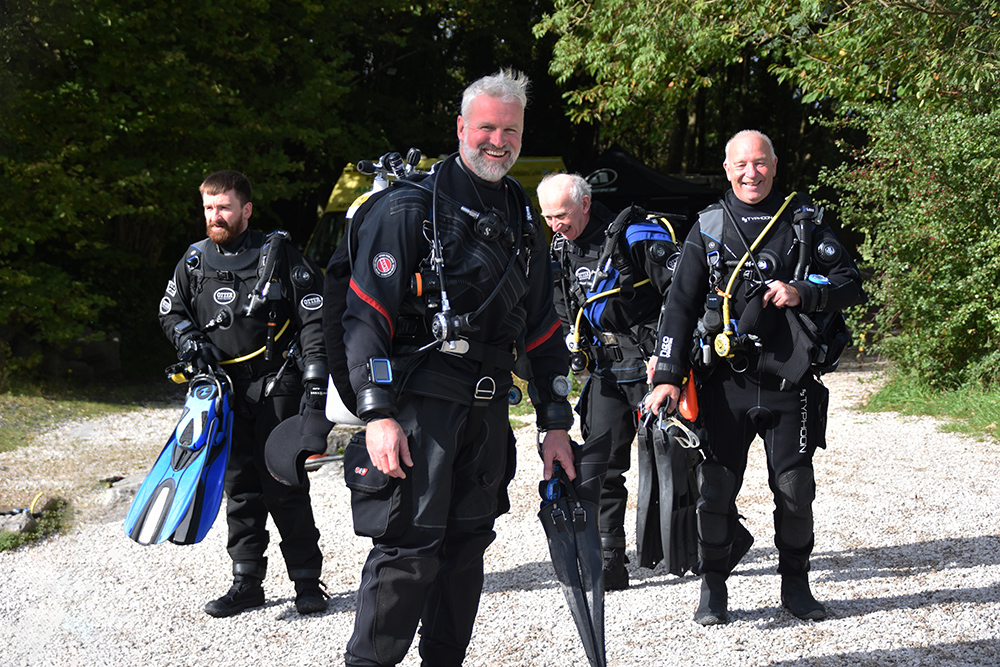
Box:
[337,154,572,667]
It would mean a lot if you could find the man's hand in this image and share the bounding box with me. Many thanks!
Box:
[302,380,327,412]
[762,280,801,309]
[540,429,576,481]
[365,417,412,479]
[644,383,681,416]
[646,355,658,385]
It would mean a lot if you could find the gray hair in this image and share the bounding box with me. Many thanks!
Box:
[461,68,530,116]
[724,129,776,161]
[537,172,590,205]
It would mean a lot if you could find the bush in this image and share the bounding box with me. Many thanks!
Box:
[826,103,1000,389]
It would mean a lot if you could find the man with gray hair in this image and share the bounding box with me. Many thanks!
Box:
[336,69,576,666]
[537,172,680,589]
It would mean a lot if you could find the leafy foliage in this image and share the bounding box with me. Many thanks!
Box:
[0,0,581,380]
[537,0,1000,388]
[0,0,362,373]
[770,0,1000,108]
[829,104,1000,388]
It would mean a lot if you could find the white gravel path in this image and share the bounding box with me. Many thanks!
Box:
[2,367,998,666]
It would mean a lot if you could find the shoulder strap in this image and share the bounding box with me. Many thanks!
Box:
[245,230,290,317]
[590,205,641,287]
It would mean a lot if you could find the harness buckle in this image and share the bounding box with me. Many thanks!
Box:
[596,331,619,346]
[474,376,496,402]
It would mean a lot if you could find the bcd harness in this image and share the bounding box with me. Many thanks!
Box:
[327,156,545,427]
[555,205,681,372]
[692,192,851,385]
[172,230,296,380]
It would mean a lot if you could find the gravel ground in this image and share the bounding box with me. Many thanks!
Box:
[2,366,999,666]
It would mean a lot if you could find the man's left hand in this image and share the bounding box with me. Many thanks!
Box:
[762,280,801,308]
[540,429,576,481]
[302,380,327,412]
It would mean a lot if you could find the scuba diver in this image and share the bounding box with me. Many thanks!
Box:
[332,69,577,667]
[158,170,330,618]
[645,130,864,625]
[537,172,679,589]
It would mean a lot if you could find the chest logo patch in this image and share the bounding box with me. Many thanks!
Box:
[373,252,397,278]
[575,266,593,288]
[301,293,323,311]
[213,287,237,305]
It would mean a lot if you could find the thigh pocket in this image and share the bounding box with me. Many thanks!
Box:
[343,432,410,539]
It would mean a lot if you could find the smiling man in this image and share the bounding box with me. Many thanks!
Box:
[645,129,864,626]
[336,69,576,667]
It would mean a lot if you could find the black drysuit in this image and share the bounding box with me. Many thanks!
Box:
[334,154,572,667]
[551,203,678,555]
[651,189,863,576]
[159,228,325,582]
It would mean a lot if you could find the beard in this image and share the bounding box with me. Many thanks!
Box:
[206,215,245,246]
[460,141,519,182]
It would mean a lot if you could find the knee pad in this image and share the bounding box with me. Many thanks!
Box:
[697,461,737,515]
[775,466,815,552]
[776,466,816,515]
[374,557,440,663]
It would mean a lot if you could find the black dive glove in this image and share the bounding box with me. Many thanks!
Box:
[302,380,327,413]
[300,361,329,413]
[177,333,223,372]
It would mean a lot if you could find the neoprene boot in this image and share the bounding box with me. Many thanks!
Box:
[781,573,827,620]
[693,571,728,626]
[602,547,630,591]
[204,574,265,618]
[294,578,329,615]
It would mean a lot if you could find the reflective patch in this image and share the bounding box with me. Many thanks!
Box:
[373,252,396,278]
[159,297,172,315]
[165,279,177,297]
[300,293,323,311]
[213,287,237,305]
[575,266,593,288]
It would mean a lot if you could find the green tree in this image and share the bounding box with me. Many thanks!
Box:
[828,105,1000,388]
[535,0,1000,387]
[0,0,364,373]
[0,0,584,379]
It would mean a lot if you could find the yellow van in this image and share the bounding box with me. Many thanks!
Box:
[304,155,566,266]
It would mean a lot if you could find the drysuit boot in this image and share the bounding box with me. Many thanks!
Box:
[204,573,265,618]
[780,573,827,621]
[602,547,630,591]
[693,571,728,626]
[294,578,329,615]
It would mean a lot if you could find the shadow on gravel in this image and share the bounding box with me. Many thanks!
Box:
[812,534,1000,580]
[766,638,996,666]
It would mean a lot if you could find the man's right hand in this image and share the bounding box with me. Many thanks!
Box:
[644,383,681,416]
[365,417,413,479]
[179,333,223,372]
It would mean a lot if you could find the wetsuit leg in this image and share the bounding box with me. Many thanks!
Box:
[224,406,270,567]
[696,367,756,573]
[346,396,510,667]
[577,376,643,541]
[346,530,444,667]
[760,377,824,574]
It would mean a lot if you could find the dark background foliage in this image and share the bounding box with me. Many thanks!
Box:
[2,0,999,388]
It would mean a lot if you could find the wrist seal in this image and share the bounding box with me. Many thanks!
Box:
[356,386,398,422]
[535,400,574,431]
[302,361,328,385]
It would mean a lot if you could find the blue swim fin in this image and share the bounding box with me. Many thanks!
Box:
[124,371,232,546]
[168,390,232,545]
